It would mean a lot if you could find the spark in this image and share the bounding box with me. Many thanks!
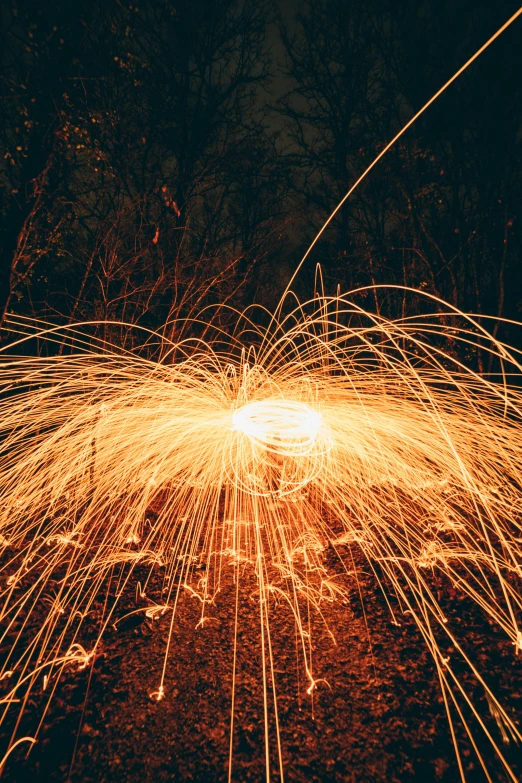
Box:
[0,292,522,780]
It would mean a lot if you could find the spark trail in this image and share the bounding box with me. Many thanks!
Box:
[1,293,522,780]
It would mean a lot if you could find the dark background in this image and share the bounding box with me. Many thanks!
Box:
[1,0,521,343]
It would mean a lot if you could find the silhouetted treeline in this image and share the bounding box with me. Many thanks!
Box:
[1,0,521,341]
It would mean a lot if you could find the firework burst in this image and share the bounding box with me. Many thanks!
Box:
[1,290,522,780]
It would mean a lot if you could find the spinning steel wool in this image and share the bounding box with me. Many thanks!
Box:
[1,293,522,781]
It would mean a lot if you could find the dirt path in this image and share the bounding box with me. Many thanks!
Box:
[2,549,521,783]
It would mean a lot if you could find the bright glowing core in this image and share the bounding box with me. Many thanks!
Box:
[232,399,322,457]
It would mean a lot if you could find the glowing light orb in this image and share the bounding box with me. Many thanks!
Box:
[232,399,322,458]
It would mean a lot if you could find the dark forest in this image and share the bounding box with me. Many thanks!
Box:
[1,0,521,336]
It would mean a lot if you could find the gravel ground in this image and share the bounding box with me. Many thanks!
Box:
[2,545,522,783]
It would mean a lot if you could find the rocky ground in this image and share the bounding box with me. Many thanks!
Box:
[1,545,522,783]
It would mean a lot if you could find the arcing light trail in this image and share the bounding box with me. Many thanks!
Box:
[1,294,522,781]
[2,7,522,782]
[273,6,522,322]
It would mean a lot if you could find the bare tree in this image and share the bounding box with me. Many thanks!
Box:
[277,0,522,329]
[1,0,292,332]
